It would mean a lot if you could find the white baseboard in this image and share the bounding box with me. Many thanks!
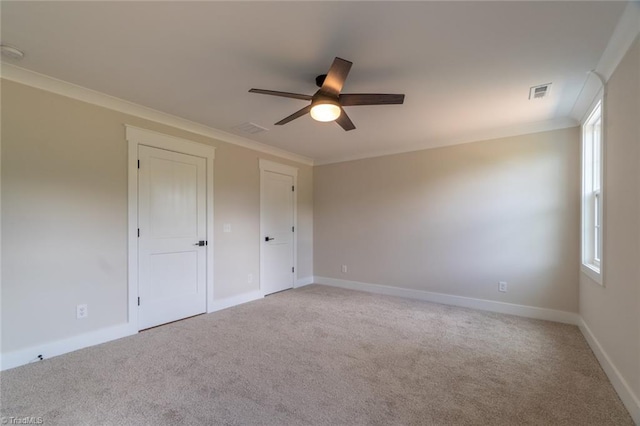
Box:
[314,276,580,325]
[1,323,136,372]
[315,276,640,421]
[208,290,263,313]
[579,319,640,424]
[4,280,636,423]
[294,276,315,288]
[2,290,265,371]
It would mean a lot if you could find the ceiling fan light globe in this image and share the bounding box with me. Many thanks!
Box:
[310,103,341,122]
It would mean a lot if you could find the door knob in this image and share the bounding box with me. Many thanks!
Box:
[265,236,275,242]
[194,240,207,246]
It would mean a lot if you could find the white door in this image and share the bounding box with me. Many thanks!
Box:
[138,145,207,330]
[262,171,295,295]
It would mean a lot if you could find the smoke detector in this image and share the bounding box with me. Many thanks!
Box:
[529,83,551,100]
[0,44,25,60]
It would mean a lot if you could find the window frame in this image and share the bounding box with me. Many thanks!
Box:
[581,95,604,285]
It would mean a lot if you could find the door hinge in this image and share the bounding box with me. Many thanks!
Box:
[138,160,140,169]
[292,266,295,273]
[137,228,140,237]
[292,185,294,192]
[292,226,294,232]
[137,297,140,306]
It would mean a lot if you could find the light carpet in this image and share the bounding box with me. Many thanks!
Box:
[0,285,633,425]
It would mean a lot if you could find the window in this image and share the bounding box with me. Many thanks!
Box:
[581,99,603,284]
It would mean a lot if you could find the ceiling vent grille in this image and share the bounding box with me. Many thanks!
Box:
[529,83,551,100]
[233,122,268,134]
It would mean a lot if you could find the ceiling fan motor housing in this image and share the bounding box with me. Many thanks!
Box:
[312,92,339,105]
[315,74,327,88]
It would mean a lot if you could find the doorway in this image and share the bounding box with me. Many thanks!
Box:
[127,126,215,331]
[260,160,297,295]
[137,145,207,329]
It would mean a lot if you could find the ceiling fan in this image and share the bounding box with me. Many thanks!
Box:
[249,57,405,131]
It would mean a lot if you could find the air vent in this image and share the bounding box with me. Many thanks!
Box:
[233,122,268,134]
[529,83,551,100]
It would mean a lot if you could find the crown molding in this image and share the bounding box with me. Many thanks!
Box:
[570,1,640,122]
[4,0,636,170]
[314,116,578,166]
[316,1,640,167]
[0,64,314,166]
[595,1,640,82]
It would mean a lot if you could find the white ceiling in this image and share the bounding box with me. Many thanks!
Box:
[0,1,628,164]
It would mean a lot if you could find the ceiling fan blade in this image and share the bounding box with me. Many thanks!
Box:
[335,108,356,131]
[275,105,312,125]
[339,93,405,106]
[321,57,353,97]
[249,89,313,101]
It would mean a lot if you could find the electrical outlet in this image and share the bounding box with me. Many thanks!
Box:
[76,304,88,319]
[499,281,508,293]
[248,273,253,284]
[223,223,231,233]
[341,265,348,273]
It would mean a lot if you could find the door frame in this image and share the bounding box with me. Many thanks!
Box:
[259,159,298,296]
[126,125,216,331]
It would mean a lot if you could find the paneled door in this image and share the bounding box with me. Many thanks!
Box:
[138,145,207,330]
[261,170,295,295]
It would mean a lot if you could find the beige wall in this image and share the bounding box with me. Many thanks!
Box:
[1,80,313,353]
[314,127,580,312]
[580,37,640,401]
[2,40,637,410]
